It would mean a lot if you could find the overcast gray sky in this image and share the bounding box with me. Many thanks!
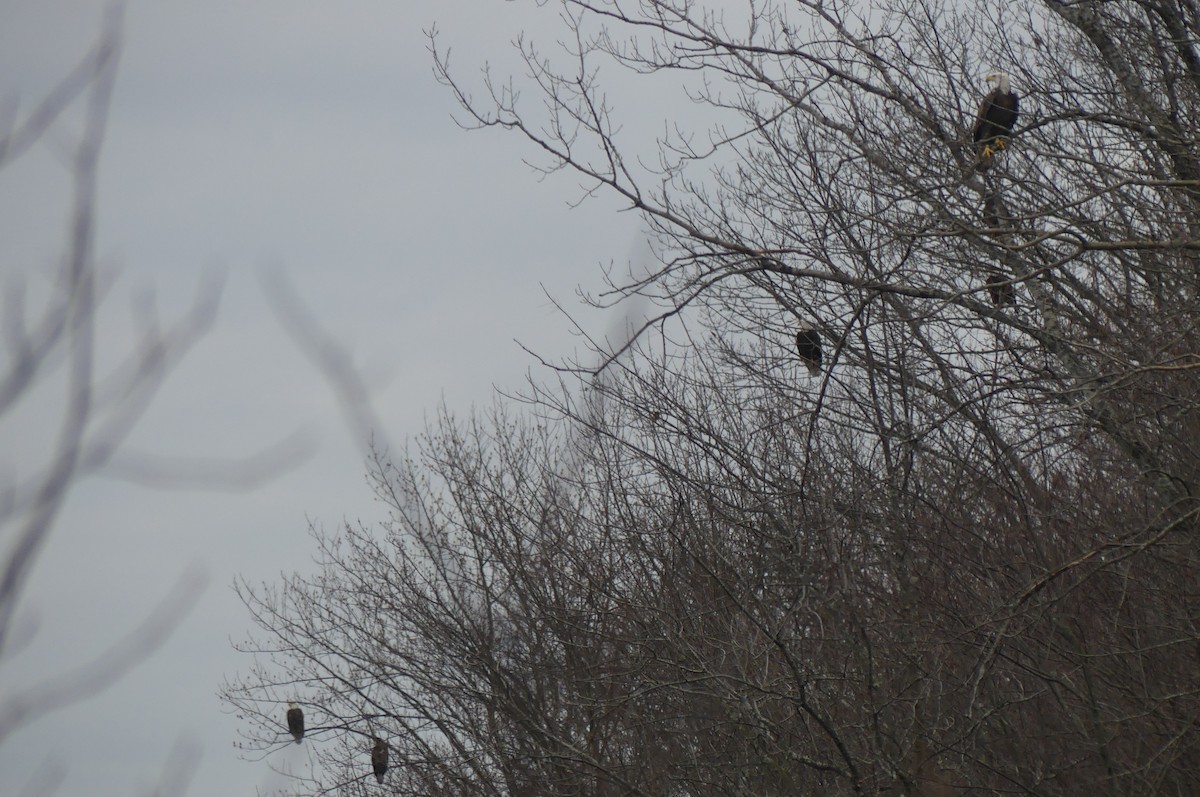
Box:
[0,1,650,793]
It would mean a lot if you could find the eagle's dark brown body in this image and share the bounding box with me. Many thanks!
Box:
[286,704,304,744]
[986,274,1016,306]
[796,326,823,376]
[372,736,389,784]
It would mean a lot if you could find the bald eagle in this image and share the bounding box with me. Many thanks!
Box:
[286,702,304,744]
[795,324,823,377]
[973,72,1019,170]
[371,736,389,784]
[986,274,1016,307]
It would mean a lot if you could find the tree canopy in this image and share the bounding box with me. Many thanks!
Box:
[224,1,1200,794]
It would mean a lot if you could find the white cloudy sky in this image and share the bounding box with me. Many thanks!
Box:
[0,1,660,793]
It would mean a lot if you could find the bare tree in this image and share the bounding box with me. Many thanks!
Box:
[229,1,1200,795]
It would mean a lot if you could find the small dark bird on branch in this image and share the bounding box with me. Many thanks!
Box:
[372,736,389,784]
[286,702,304,744]
[795,323,823,377]
[986,274,1017,306]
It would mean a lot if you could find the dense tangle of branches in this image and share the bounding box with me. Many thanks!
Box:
[226,1,1200,794]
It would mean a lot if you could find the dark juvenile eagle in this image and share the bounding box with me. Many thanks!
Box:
[985,273,1017,307]
[286,702,304,744]
[973,71,1019,170]
[795,323,823,377]
[371,736,389,784]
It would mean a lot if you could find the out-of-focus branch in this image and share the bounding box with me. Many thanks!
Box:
[0,567,208,746]
[0,12,310,794]
[260,270,389,457]
[0,9,123,654]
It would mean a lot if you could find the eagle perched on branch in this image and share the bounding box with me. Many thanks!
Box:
[985,273,1017,306]
[286,702,304,744]
[795,323,823,377]
[973,71,1019,170]
[371,736,389,784]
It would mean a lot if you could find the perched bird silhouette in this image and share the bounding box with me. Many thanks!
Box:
[371,736,389,784]
[795,323,823,377]
[973,71,1020,171]
[286,702,304,744]
[985,274,1016,307]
